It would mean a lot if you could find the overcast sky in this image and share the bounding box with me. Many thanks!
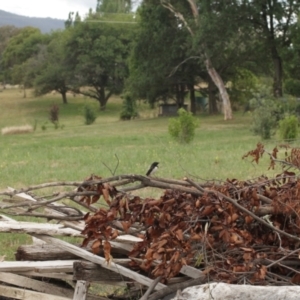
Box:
[1,0,97,20]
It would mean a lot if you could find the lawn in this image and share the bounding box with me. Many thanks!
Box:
[0,88,281,260]
[0,89,278,189]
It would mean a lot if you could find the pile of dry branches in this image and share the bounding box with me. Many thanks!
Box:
[2,143,300,288]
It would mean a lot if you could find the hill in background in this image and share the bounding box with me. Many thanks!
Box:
[0,9,65,33]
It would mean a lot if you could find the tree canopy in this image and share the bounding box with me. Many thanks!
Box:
[64,12,135,109]
[0,0,299,117]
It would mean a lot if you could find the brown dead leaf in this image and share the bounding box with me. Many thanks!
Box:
[103,241,112,262]
[91,239,102,254]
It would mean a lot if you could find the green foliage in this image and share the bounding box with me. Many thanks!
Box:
[65,13,135,109]
[168,108,198,143]
[34,30,72,102]
[284,79,300,97]
[278,115,299,141]
[230,68,258,104]
[1,27,46,86]
[127,1,199,107]
[250,85,280,139]
[41,121,48,131]
[2,27,45,70]
[84,105,97,125]
[251,106,277,139]
[120,93,138,120]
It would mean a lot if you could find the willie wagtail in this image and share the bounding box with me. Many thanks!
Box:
[146,162,159,176]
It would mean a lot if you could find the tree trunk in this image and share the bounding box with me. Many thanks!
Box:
[99,87,107,110]
[61,92,68,104]
[161,1,232,119]
[189,84,196,114]
[208,78,218,114]
[175,83,185,108]
[23,86,26,99]
[272,52,283,97]
[205,58,232,120]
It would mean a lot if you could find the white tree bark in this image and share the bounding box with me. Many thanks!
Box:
[161,0,233,120]
[205,58,233,120]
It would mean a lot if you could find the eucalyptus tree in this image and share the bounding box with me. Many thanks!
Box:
[131,0,257,118]
[128,0,203,113]
[283,20,300,96]
[241,0,300,97]
[159,0,235,119]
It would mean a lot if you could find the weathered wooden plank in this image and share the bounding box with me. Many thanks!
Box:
[131,257,204,280]
[15,271,74,281]
[15,243,132,261]
[0,260,75,272]
[32,234,166,290]
[16,244,79,261]
[73,260,130,284]
[180,265,204,279]
[0,272,73,298]
[0,213,44,244]
[0,221,83,237]
[110,241,133,253]
[0,283,71,300]
[73,280,88,300]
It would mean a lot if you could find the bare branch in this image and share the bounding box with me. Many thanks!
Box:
[161,0,194,35]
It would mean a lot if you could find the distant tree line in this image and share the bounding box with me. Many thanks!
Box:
[0,0,299,118]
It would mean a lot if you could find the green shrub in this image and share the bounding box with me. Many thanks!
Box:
[251,105,278,139]
[84,105,97,125]
[168,108,198,143]
[284,78,300,97]
[120,93,138,120]
[250,85,282,139]
[41,121,48,131]
[279,115,299,141]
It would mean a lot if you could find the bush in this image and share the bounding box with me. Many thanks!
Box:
[84,105,97,125]
[49,104,59,124]
[120,93,138,120]
[284,78,300,97]
[250,85,282,139]
[251,104,278,139]
[279,115,299,141]
[168,108,198,143]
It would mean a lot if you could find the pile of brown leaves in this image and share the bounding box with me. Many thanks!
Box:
[79,144,300,285]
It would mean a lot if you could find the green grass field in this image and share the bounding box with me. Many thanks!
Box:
[0,88,283,260]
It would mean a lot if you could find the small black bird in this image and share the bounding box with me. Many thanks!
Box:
[146,162,159,176]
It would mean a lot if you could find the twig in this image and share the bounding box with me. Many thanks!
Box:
[139,276,162,300]
[168,56,201,77]
[1,191,98,210]
[102,154,120,176]
[266,248,300,269]
[186,178,300,243]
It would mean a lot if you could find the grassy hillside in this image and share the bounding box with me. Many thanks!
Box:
[0,89,280,260]
[0,89,278,190]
